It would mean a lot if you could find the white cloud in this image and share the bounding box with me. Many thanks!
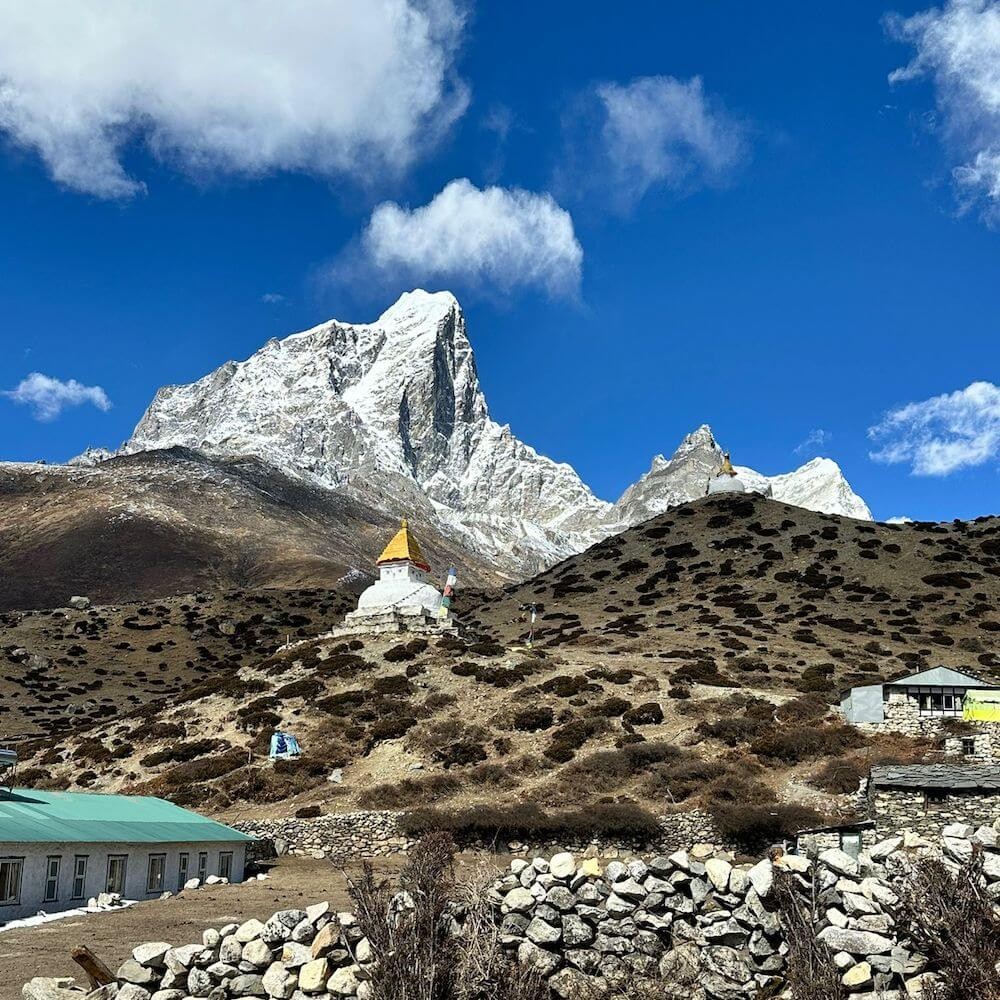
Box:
[885,515,914,523]
[261,293,286,305]
[887,0,1000,221]
[3,372,112,421]
[794,429,831,455]
[868,380,1000,475]
[349,178,583,298]
[0,1,468,198]
[567,75,748,212]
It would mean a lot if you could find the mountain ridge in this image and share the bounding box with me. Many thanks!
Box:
[68,290,871,576]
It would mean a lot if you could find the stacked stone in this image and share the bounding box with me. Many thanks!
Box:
[112,902,374,1000]
[235,809,723,863]
[234,812,411,862]
[491,818,1000,1000]
[491,845,790,999]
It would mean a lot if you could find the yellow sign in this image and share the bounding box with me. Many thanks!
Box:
[963,690,1000,723]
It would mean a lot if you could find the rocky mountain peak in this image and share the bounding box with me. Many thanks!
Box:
[96,291,873,576]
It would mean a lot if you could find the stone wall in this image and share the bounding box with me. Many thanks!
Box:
[234,809,726,863]
[234,812,409,862]
[871,787,1000,837]
[29,820,1000,1000]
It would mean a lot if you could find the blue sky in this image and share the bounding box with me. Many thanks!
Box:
[1,0,998,522]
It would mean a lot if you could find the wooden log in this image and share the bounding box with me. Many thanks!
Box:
[70,946,115,988]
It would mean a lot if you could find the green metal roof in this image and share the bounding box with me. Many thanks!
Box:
[0,788,255,845]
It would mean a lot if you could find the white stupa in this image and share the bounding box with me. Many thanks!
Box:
[335,519,459,636]
[706,452,748,495]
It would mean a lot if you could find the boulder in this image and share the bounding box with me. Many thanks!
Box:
[261,963,296,999]
[816,926,894,955]
[549,852,575,880]
[297,958,330,994]
[818,847,860,878]
[132,943,171,967]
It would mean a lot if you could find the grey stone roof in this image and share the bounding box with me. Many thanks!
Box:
[870,763,1000,790]
[885,666,991,688]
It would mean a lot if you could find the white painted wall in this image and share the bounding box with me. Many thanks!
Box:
[0,841,246,922]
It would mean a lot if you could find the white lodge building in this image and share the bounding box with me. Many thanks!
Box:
[0,787,253,922]
[840,666,1000,758]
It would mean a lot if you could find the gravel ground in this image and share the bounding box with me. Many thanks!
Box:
[0,857,389,1000]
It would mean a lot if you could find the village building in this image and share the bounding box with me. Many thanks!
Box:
[332,519,459,637]
[796,762,1000,856]
[840,665,1000,759]
[866,763,1000,838]
[0,787,252,922]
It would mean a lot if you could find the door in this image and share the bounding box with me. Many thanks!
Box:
[197,852,208,883]
[106,855,127,894]
[177,853,189,891]
[218,852,233,881]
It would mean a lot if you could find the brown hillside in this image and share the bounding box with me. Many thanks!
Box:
[8,494,998,848]
[0,448,501,611]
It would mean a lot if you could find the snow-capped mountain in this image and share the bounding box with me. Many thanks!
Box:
[123,290,611,573]
[101,290,871,576]
[614,426,872,527]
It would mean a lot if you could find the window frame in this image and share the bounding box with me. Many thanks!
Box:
[914,686,966,717]
[177,852,189,891]
[106,854,128,895]
[197,852,208,883]
[961,736,977,756]
[0,857,24,906]
[839,832,862,860]
[44,855,61,903]
[146,853,166,895]
[218,851,233,881]
[71,856,89,900]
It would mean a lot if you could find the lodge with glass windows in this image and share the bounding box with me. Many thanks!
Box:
[0,788,252,922]
[840,666,1000,759]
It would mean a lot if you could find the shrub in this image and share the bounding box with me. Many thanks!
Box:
[369,717,417,742]
[468,641,504,657]
[697,716,770,746]
[400,801,661,841]
[543,717,608,763]
[275,677,324,700]
[751,724,865,765]
[509,706,554,732]
[710,802,824,853]
[622,702,663,726]
[295,805,322,819]
[159,748,246,785]
[140,738,225,768]
[894,851,1000,1000]
[384,644,417,663]
[357,774,463,810]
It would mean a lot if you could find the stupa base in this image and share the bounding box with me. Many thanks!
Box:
[327,606,461,638]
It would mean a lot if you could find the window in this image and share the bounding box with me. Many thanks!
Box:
[146,854,166,894]
[962,737,977,756]
[218,852,233,881]
[924,789,948,811]
[197,852,208,883]
[44,856,61,903]
[0,859,23,905]
[106,855,127,895]
[71,857,88,900]
[840,832,862,860]
[177,853,189,891]
[917,688,964,717]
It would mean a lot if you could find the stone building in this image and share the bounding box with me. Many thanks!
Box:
[840,665,999,758]
[866,763,1000,838]
[0,787,252,922]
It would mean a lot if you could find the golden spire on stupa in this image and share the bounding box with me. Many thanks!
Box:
[377,518,431,571]
[717,452,736,477]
